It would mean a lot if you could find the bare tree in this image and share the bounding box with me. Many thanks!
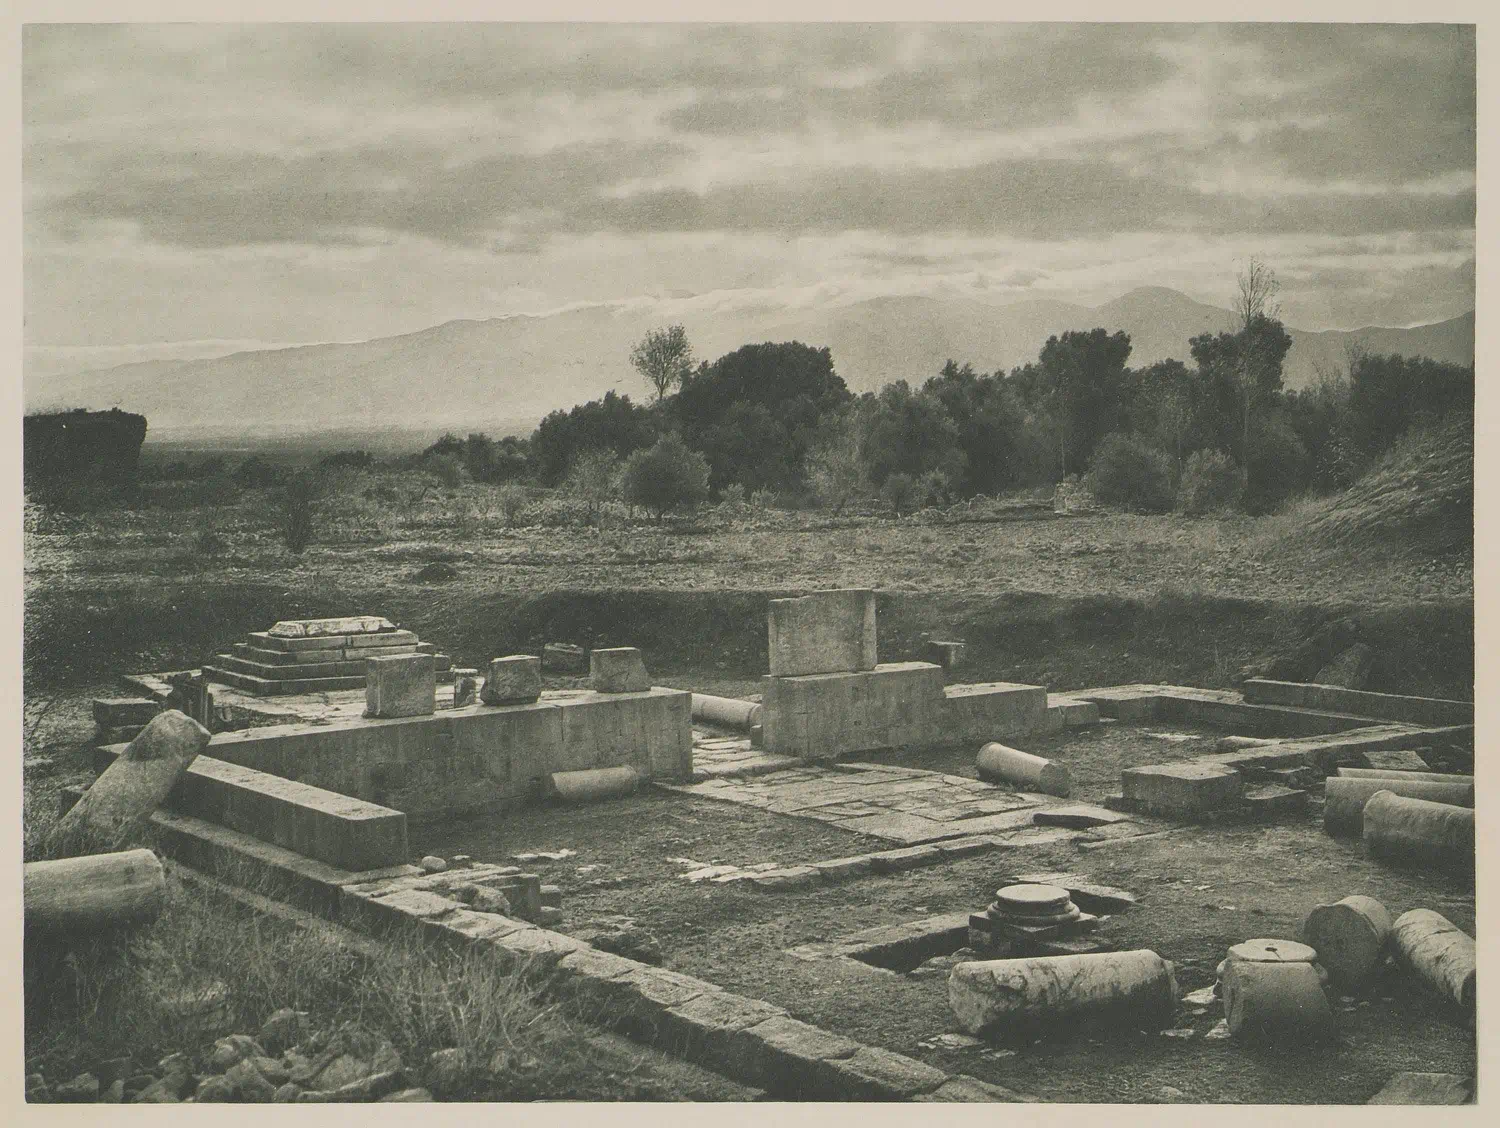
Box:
[1232,257,1281,490]
[630,325,694,403]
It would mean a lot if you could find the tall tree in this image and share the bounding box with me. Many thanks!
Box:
[630,325,695,403]
[1037,329,1133,477]
[1231,258,1287,490]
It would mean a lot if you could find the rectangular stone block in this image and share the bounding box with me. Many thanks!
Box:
[762,662,944,760]
[365,654,436,718]
[92,697,161,727]
[590,647,651,693]
[941,682,1049,742]
[767,589,878,677]
[1120,761,1242,815]
[481,655,542,705]
[542,642,589,673]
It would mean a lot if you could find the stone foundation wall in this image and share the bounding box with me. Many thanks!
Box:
[940,682,1049,743]
[171,688,692,819]
[761,662,944,760]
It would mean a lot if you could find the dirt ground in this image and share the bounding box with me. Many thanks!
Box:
[419,721,1476,1105]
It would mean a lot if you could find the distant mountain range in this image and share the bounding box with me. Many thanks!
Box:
[24,286,1474,441]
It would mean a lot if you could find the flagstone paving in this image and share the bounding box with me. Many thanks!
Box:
[672,727,1138,846]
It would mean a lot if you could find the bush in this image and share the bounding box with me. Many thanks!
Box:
[234,455,288,489]
[566,450,620,523]
[495,483,529,527]
[881,472,920,517]
[281,469,321,554]
[1087,433,1176,513]
[319,450,375,471]
[1245,420,1310,514]
[1176,449,1241,515]
[427,454,463,490]
[621,434,710,520]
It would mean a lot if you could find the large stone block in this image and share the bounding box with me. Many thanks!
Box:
[1242,679,1473,727]
[270,616,395,638]
[481,655,542,705]
[767,589,877,677]
[761,662,943,760]
[364,654,435,719]
[941,682,1049,742]
[1120,762,1242,816]
[590,647,651,693]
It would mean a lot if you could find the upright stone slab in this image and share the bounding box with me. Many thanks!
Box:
[591,647,651,693]
[365,654,436,718]
[767,589,877,677]
[481,655,542,706]
[451,669,481,708]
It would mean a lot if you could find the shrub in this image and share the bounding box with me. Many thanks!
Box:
[319,449,375,471]
[1176,449,1242,515]
[566,450,621,523]
[621,434,710,521]
[1245,420,1310,514]
[495,483,530,527]
[427,454,463,490]
[281,469,321,554]
[1087,433,1175,513]
[234,455,288,489]
[881,471,920,517]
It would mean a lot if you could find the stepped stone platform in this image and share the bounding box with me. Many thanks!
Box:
[202,617,453,696]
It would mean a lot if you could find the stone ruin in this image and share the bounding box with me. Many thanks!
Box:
[203,616,453,697]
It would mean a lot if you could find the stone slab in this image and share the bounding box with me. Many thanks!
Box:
[268,616,395,638]
[1363,748,1435,772]
[203,667,369,696]
[590,647,651,693]
[365,654,436,719]
[1121,762,1242,816]
[1031,804,1130,828]
[767,589,878,677]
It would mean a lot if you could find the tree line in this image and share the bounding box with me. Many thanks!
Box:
[512,263,1471,518]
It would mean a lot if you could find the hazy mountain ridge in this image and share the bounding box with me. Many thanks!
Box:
[25,287,1474,438]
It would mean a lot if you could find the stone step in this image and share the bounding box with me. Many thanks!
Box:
[203,666,370,695]
[248,628,417,652]
[217,653,375,680]
[233,641,423,665]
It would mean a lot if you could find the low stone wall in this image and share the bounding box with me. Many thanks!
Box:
[761,662,944,760]
[137,688,691,820]
[1241,679,1473,727]
[95,746,408,872]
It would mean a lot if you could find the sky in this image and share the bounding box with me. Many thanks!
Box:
[22,21,1477,357]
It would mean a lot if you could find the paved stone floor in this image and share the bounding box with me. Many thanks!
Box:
[671,727,1137,846]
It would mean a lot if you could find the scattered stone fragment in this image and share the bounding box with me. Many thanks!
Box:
[1031,804,1128,828]
[469,887,512,916]
[919,1032,986,1050]
[101,1079,125,1103]
[55,1072,99,1102]
[380,1088,434,1102]
[195,1075,235,1103]
[537,906,564,927]
[259,1008,309,1054]
[224,1058,278,1102]
[1158,1085,1187,1102]
[512,849,577,862]
[1367,1072,1473,1105]
[419,855,448,873]
[273,1083,302,1102]
[1203,1019,1230,1040]
[209,1033,266,1070]
[1161,1028,1196,1039]
[1181,986,1217,1007]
